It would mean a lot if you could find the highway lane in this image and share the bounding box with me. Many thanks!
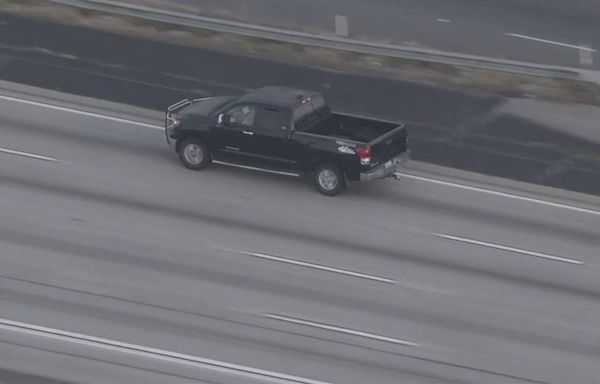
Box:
[1,91,600,383]
[127,0,600,68]
[0,339,221,384]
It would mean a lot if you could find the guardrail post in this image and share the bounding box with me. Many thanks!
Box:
[334,14,349,37]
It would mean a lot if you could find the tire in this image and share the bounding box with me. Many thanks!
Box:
[314,163,346,196]
[178,137,211,170]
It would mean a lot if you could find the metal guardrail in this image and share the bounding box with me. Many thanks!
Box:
[48,0,585,80]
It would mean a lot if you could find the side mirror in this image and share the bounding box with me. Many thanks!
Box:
[218,113,237,126]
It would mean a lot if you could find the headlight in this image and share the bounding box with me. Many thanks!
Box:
[166,118,181,132]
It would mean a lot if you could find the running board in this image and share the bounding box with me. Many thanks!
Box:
[213,160,301,177]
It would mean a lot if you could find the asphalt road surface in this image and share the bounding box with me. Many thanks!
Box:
[130,0,600,69]
[1,87,600,384]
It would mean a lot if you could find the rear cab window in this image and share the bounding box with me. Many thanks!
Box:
[292,95,330,130]
[255,106,291,133]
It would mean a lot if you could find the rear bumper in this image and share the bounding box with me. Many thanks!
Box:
[359,151,410,182]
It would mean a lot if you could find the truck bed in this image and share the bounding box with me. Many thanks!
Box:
[301,112,399,143]
[299,111,407,168]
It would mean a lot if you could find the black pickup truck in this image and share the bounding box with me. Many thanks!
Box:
[165,86,409,196]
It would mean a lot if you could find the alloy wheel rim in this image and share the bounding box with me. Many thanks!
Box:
[184,144,203,165]
[318,169,338,191]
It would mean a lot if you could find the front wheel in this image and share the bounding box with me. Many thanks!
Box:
[314,163,346,196]
[178,137,211,170]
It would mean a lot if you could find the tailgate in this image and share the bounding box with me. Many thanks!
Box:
[368,124,407,166]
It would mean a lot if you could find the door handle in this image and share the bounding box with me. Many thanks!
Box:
[242,130,254,136]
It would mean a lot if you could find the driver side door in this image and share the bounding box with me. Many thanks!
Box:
[213,103,257,159]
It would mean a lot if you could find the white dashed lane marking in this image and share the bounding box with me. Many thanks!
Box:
[435,234,583,265]
[0,147,61,162]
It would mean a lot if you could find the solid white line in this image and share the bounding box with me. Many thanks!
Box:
[395,172,600,217]
[265,314,419,347]
[0,147,61,162]
[506,33,597,52]
[0,318,331,384]
[436,18,451,23]
[213,160,301,177]
[242,250,396,284]
[435,234,583,265]
[0,94,163,130]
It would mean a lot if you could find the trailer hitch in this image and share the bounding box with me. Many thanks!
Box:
[390,172,403,181]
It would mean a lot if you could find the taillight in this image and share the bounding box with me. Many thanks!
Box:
[355,146,371,166]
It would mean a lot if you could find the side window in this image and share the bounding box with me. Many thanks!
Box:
[225,104,256,127]
[255,106,290,133]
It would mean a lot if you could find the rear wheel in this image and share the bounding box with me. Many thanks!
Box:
[314,163,346,196]
[179,137,210,170]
